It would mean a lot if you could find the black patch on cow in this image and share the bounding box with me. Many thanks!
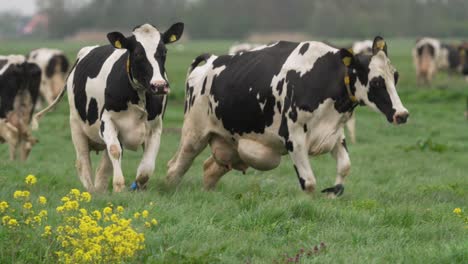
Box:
[46,54,67,78]
[368,76,395,122]
[294,165,305,190]
[417,44,435,57]
[284,52,355,115]
[73,45,114,122]
[441,44,460,70]
[100,120,105,137]
[209,41,299,135]
[103,52,140,112]
[321,184,344,196]
[0,60,8,70]
[87,98,98,125]
[0,62,41,119]
[354,54,371,86]
[299,43,309,55]
[276,101,282,113]
[145,92,164,121]
[394,72,399,85]
[303,124,308,133]
[342,138,348,152]
[201,76,208,95]
[276,79,284,95]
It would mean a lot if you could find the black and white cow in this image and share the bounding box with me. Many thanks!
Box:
[0,55,41,160]
[167,36,408,197]
[34,23,184,192]
[27,48,69,107]
[459,42,468,80]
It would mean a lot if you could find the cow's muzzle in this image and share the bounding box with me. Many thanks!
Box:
[393,111,409,125]
[150,81,170,95]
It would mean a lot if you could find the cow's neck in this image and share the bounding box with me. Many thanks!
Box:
[126,56,147,108]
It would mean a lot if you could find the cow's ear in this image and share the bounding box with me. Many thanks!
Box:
[339,48,355,67]
[107,32,128,49]
[372,36,388,56]
[162,22,184,44]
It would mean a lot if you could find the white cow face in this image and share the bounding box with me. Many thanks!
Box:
[353,37,409,125]
[107,23,184,95]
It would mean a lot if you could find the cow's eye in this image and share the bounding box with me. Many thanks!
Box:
[370,78,385,89]
[156,50,167,58]
[134,52,144,59]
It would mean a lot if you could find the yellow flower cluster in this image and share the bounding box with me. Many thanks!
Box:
[54,189,148,263]
[25,174,37,185]
[452,207,468,227]
[0,175,159,263]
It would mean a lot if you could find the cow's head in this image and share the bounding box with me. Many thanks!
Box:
[341,36,409,125]
[107,23,184,95]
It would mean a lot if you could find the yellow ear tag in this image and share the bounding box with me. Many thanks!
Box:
[347,48,354,55]
[376,40,385,50]
[344,75,350,85]
[115,40,122,49]
[126,59,130,73]
[342,57,352,67]
[169,35,177,42]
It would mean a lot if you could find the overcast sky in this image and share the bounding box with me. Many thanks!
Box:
[0,0,36,15]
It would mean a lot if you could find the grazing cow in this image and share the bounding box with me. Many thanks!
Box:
[27,48,69,107]
[34,23,184,192]
[228,43,262,55]
[439,44,462,74]
[167,36,409,197]
[413,37,440,85]
[0,55,41,160]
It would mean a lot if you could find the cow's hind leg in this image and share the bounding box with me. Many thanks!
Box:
[166,131,208,186]
[70,119,94,192]
[100,113,125,192]
[203,155,230,190]
[95,151,112,193]
[134,118,163,190]
[321,137,351,198]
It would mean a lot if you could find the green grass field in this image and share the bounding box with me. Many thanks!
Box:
[0,39,467,263]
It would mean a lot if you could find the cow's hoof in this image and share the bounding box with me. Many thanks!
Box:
[321,184,344,197]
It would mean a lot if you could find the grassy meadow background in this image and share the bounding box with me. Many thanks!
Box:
[0,38,467,263]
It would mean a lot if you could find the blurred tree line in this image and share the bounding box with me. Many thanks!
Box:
[37,0,468,39]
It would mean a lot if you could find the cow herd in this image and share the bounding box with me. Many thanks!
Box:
[413,37,468,85]
[5,22,465,197]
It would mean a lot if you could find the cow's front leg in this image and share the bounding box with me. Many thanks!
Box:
[100,114,125,192]
[288,133,316,193]
[322,137,351,198]
[134,117,163,190]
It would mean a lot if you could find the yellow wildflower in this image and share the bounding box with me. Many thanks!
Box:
[133,212,141,219]
[92,210,102,220]
[22,191,30,198]
[0,201,8,213]
[70,188,81,198]
[38,196,47,205]
[2,215,11,225]
[116,206,124,213]
[56,206,65,213]
[61,196,70,203]
[80,192,91,202]
[8,218,19,227]
[144,221,151,228]
[25,174,37,185]
[142,210,149,218]
[103,207,112,215]
[42,225,52,237]
[23,202,33,210]
[151,218,158,225]
[39,210,48,217]
[453,208,462,215]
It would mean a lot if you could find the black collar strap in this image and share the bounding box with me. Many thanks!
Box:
[342,57,358,104]
[126,57,146,91]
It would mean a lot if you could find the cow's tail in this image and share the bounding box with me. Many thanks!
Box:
[187,53,211,77]
[32,59,77,130]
